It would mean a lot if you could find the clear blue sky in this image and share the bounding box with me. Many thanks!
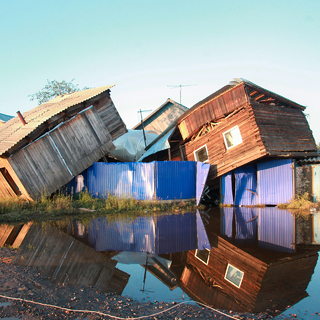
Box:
[1,0,319,142]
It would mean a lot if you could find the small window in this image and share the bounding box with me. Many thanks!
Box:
[223,126,242,150]
[195,249,210,265]
[194,145,209,163]
[224,263,244,288]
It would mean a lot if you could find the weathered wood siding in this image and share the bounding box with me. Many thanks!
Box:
[142,104,187,135]
[0,158,31,199]
[94,95,127,140]
[252,103,317,155]
[183,105,267,180]
[179,84,248,140]
[9,107,115,199]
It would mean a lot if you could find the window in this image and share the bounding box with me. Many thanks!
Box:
[195,249,210,265]
[223,126,242,150]
[194,145,209,163]
[224,263,244,288]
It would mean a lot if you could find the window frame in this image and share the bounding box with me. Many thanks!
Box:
[224,263,244,288]
[223,125,243,150]
[193,145,209,163]
[195,248,210,265]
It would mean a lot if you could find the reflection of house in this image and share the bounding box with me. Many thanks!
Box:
[142,79,317,205]
[168,207,318,312]
[132,99,188,135]
[9,224,129,294]
[0,86,127,200]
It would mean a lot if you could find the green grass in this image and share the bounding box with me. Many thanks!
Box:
[0,191,197,223]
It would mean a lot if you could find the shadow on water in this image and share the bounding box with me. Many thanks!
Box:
[1,206,320,317]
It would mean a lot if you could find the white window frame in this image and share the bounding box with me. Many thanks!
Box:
[195,248,210,265]
[193,145,209,163]
[223,126,243,150]
[224,263,244,288]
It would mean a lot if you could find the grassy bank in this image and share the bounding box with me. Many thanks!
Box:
[0,191,197,223]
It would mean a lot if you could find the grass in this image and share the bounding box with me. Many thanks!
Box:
[277,192,319,217]
[0,190,197,223]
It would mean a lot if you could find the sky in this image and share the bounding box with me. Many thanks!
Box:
[1,0,319,142]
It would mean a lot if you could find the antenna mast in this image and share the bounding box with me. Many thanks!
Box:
[138,109,152,148]
[167,84,197,105]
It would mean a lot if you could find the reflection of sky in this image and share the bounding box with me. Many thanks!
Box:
[278,255,320,319]
[117,263,191,303]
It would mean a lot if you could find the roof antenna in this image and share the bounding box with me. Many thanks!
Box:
[138,109,152,148]
[167,84,197,105]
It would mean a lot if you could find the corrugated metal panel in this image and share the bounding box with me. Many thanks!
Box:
[196,210,211,250]
[234,165,257,206]
[258,207,295,253]
[313,212,320,244]
[257,159,293,205]
[155,161,196,200]
[221,172,233,204]
[88,216,156,253]
[312,165,320,202]
[0,85,114,156]
[234,207,258,244]
[196,162,211,206]
[87,162,155,200]
[62,170,87,194]
[156,212,197,254]
[221,207,234,239]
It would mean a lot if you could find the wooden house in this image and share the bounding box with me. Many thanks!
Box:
[146,79,317,183]
[0,86,127,200]
[132,98,188,135]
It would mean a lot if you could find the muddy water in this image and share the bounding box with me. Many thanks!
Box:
[1,207,319,319]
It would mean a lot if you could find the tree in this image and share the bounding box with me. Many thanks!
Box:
[29,79,88,105]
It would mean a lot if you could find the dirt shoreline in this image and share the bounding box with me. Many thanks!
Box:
[0,247,283,320]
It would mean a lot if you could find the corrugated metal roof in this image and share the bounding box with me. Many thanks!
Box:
[0,85,114,156]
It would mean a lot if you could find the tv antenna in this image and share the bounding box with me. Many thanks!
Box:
[138,109,152,148]
[167,84,197,105]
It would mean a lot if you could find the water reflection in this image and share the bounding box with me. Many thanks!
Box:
[0,206,319,316]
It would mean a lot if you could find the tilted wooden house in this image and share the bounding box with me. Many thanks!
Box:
[153,79,317,181]
[132,98,188,135]
[0,86,127,200]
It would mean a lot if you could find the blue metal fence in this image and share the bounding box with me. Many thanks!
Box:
[221,172,233,205]
[234,165,257,206]
[257,159,293,205]
[155,161,196,200]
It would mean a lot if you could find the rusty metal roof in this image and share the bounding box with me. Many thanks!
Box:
[0,85,114,157]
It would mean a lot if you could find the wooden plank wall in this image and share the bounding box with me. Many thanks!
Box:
[13,224,129,295]
[94,95,127,140]
[185,236,268,311]
[143,104,187,135]
[0,158,31,200]
[183,105,267,180]
[9,107,115,199]
[252,103,317,155]
[179,85,248,140]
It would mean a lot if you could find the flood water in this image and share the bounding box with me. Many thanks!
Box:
[1,207,320,318]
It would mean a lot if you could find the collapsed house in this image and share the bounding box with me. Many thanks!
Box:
[132,98,188,135]
[0,86,127,200]
[142,79,318,205]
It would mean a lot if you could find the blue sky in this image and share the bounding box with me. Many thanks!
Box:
[1,0,319,142]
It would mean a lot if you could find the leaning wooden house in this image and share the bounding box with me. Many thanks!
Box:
[0,86,127,200]
[143,79,317,205]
